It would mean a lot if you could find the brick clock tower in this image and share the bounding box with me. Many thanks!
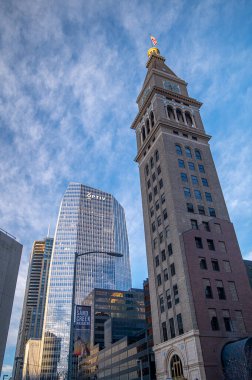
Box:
[131,46,252,379]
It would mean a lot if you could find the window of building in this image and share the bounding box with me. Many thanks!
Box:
[235,311,246,333]
[168,243,173,256]
[177,314,184,335]
[152,172,156,182]
[228,281,238,301]
[187,202,194,213]
[209,208,216,217]
[157,215,162,226]
[165,226,170,239]
[188,162,195,171]
[160,295,164,313]
[212,259,220,271]
[199,257,207,270]
[205,192,213,202]
[173,284,179,304]
[164,268,169,281]
[154,186,158,196]
[149,193,152,202]
[166,289,172,308]
[192,135,198,141]
[191,175,198,185]
[216,280,226,300]
[163,209,168,220]
[153,237,158,249]
[191,219,198,230]
[214,223,222,233]
[198,205,205,215]
[194,189,202,200]
[155,150,159,162]
[155,255,159,267]
[169,317,176,338]
[150,207,154,217]
[178,159,185,168]
[195,237,203,249]
[159,179,163,189]
[184,187,191,198]
[202,178,209,187]
[223,260,231,272]
[185,147,192,158]
[176,109,184,123]
[223,310,232,331]
[162,321,168,341]
[204,278,213,299]
[152,222,156,232]
[167,106,175,121]
[183,133,188,138]
[207,239,215,251]
[175,144,182,155]
[170,354,184,378]
[173,130,179,135]
[170,263,176,276]
[146,119,150,134]
[209,309,219,330]
[155,200,159,211]
[181,173,188,182]
[198,164,205,173]
[150,111,155,127]
[185,112,193,127]
[142,126,146,141]
[150,157,154,168]
[159,232,164,244]
[195,149,202,160]
[161,193,165,204]
[157,165,161,175]
[145,164,149,176]
[157,274,162,286]
[161,249,166,261]
[219,241,227,253]
[147,179,151,189]
[203,221,210,231]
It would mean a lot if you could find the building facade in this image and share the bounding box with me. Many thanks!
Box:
[131,47,252,379]
[13,237,53,380]
[0,228,22,376]
[40,182,132,379]
[244,260,252,289]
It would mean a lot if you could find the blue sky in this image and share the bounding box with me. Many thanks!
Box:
[1,0,252,376]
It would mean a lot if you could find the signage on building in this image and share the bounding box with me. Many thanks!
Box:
[86,192,106,201]
[73,305,91,357]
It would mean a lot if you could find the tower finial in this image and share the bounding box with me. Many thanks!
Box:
[148,35,160,57]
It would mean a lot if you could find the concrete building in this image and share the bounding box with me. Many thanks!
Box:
[39,183,132,379]
[0,228,22,376]
[131,46,252,379]
[13,237,53,380]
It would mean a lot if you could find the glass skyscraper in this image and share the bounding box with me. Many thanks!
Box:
[40,183,132,379]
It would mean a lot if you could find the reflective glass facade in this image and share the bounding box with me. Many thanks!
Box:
[40,183,132,379]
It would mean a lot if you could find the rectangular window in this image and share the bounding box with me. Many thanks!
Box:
[184,187,191,198]
[204,278,213,299]
[191,175,198,185]
[235,311,246,333]
[195,237,203,249]
[183,133,188,138]
[166,289,172,309]
[157,274,162,286]
[159,232,163,244]
[160,295,164,313]
[209,208,216,217]
[228,281,238,301]
[177,314,184,335]
[181,173,188,182]
[152,173,156,182]
[191,219,198,230]
[205,192,213,202]
[153,238,158,249]
[214,223,222,233]
[216,280,226,300]
[223,310,232,332]
[168,243,173,256]
[163,209,168,220]
[169,318,176,338]
[157,216,162,226]
[173,284,179,304]
[211,259,220,271]
[155,200,159,211]
[155,255,159,267]
[150,207,154,217]
[194,189,202,200]
[192,136,197,141]
[178,159,185,168]
[199,257,207,270]
[161,193,165,204]
[170,263,176,276]
[207,239,215,251]
[223,260,231,272]
[154,186,158,195]
[161,249,166,261]
[219,241,227,253]
[202,178,209,187]
[187,203,194,213]
[164,268,169,281]
[198,164,205,173]
[162,321,168,341]
[145,164,149,176]
[159,179,163,189]
[188,162,195,171]
[157,165,161,175]
[203,221,210,231]
[209,308,219,330]
[152,222,156,232]
[198,205,205,215]
[165,226,170,239]
[149,193,152,202]
[147,179,151,188]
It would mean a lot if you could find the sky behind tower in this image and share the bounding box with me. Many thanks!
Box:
[1,0,252,375]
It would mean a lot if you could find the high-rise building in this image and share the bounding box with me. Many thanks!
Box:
[40,182,132,379]
[13,237,53,380]
[131,47,252,379]
[0,228,22,376]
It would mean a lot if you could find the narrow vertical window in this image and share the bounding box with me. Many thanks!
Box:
[175,144,182,155]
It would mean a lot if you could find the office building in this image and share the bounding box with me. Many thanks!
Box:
[131,46,252,379]
[244,260,252,289]
[0,228,22,376]
[40,182,132,379]
[13,237,53,380]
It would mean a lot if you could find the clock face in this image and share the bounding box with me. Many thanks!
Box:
[163,80,181,94]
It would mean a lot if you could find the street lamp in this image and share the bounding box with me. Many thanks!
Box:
[68,250,123,380]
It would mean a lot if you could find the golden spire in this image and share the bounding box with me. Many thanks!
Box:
[147,47,160,57]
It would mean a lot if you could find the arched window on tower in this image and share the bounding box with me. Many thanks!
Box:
[150,111,155,128]
[142,126,146,142]
[176,108,184,123]
[170,354,184,378]
[175,144,182,156]
[167,106,175,121]
[195,149,202,160]
[185,147,192,158]
[185,111,193,127]
[146,119,150,135]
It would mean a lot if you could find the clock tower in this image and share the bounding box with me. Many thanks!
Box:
[131,47,252,379]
